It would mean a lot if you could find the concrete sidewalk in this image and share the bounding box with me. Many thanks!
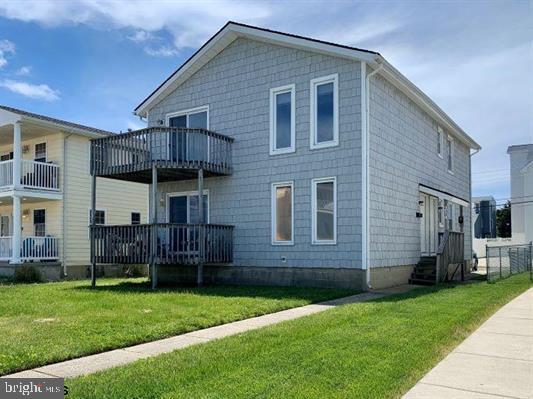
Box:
[404,287,533,399]
[2,285,416,380]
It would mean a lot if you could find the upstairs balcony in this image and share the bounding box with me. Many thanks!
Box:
[0,159,60,192]
[90,127,234,183]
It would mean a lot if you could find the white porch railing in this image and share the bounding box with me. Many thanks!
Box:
[21,160,60,190]
[0,160,60,191]
[0,160,13,188]
[0,236,12,259]
[0,236,59,261]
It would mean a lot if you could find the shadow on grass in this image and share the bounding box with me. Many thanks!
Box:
[71,279,357,302]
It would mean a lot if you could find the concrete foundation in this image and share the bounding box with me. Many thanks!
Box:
[0,263,62,281]
[369,265,414,289]
[65,264,148,280]
[158,265,366,290]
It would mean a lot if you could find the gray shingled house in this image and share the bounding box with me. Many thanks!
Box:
[89,22,481,290]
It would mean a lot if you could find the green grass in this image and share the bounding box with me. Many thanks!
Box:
[0,278,354,375]
[67,274,531,399]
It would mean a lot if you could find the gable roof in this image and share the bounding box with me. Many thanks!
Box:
[134,21,480,150]
[0,105,114,137]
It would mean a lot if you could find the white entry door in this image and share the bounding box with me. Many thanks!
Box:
[420,193,438,255]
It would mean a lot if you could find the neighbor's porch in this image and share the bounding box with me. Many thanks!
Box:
[0,196,60,263]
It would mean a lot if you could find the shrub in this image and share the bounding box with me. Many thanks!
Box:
[14,265,42,283]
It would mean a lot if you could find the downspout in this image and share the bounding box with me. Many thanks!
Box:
[469,148,480,262]
[62,132,73,276]
[362,61,383,290]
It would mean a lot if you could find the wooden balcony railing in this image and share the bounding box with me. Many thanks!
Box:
[91,223,234,265]
[91,127,233,181]
[436,231,465,283]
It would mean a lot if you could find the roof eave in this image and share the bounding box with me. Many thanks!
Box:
[20,115,111,138]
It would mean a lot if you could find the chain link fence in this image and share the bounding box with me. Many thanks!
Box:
[486,243,532,282]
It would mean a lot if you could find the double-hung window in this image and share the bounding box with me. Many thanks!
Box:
[310,74,338,149]
[271,182,293,245]
[312,177,337,244]
[35,143,46,163]
[131,212,141,225]
[447,136,454,174]
[33,209,46,237]
[437,125,443,158]
[270,84,295,155]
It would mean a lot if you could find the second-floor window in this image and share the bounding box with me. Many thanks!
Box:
[437,125,443,158]
[35,143,46,163]
[270,84,295,155]
[447,136,454,173]
[310,74,338,149]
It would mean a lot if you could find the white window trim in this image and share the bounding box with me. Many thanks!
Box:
[271,181,294,246]
[34,141,47,163]
[311,176,337,245]
[269,84,296,155]
[165,105,210,129]
[447,135,454,174]
[310,74,339,150]
[166,190,210,223]
[437,125,444,159]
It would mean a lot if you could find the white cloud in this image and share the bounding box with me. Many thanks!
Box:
[0,79,60,101]
[126,118,146,131]
[15,66,31,76]
[127,30,153,43]
[0,39,15,68]
[0,0,272,54]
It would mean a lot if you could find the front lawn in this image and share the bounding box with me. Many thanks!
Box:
[68,274,531,399]
[0,278,354,375]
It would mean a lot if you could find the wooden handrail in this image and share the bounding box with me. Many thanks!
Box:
[436,231,465,283]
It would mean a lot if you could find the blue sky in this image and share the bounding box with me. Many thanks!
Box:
[0,0,531,202]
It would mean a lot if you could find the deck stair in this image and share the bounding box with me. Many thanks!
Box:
[409,256,437,285]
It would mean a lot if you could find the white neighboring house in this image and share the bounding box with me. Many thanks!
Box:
[508,144,533,245]
[0,105,148,280]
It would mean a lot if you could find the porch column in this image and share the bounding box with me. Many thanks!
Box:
[13,121,21,190]
[10,194,22,264]
[151,165,158,289]
[197,168,204,287]
[90,173,96,287]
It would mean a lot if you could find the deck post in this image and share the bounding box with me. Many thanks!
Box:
[151,165,158,289]
[197,168,204,287]
[90,172,96,287]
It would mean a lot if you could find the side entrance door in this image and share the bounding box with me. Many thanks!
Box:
[420,192,438,256]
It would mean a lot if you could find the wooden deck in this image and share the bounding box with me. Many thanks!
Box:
[91,223,234,265]
[90,127,233,183]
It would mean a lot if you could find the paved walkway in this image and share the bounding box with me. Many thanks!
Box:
[404,287,533,399]
[2,285,416,380]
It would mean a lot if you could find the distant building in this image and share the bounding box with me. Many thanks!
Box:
[507,144,533,244]
[472,196,497,238]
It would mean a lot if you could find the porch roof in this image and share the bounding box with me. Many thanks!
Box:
[0,105,115,139]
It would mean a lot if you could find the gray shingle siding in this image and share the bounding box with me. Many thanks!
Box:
[368,74,472,268]
[148,37,363,269]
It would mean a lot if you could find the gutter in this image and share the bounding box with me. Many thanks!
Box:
[362,61,384,290]
[469,148,480,261]
[62,132,74,276]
